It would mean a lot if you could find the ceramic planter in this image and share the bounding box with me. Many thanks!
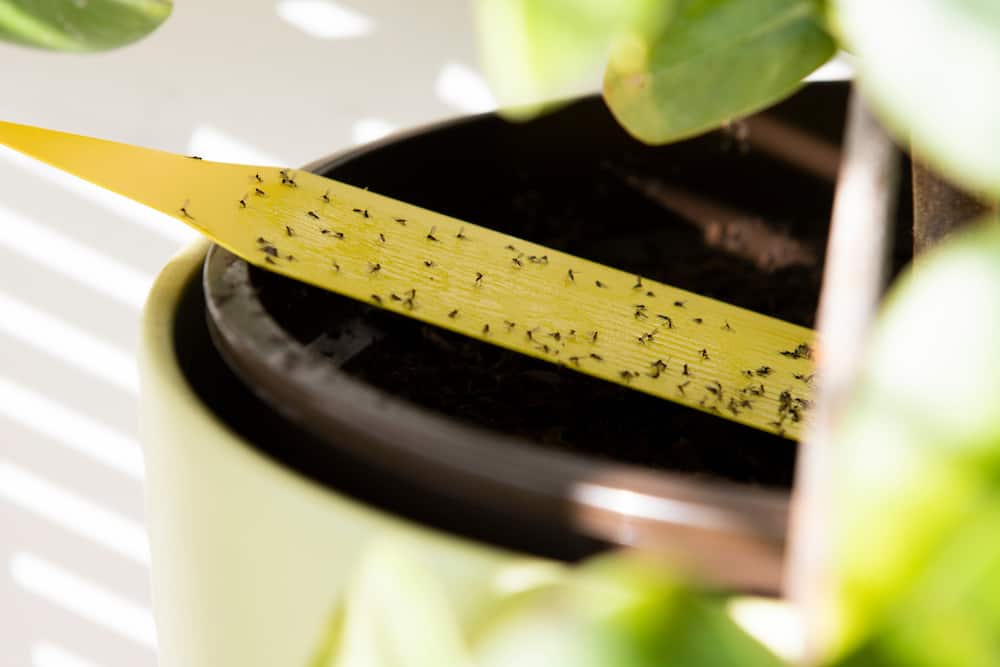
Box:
[142,239,570,667]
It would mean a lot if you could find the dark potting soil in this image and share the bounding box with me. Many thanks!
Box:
[250,92,913,490]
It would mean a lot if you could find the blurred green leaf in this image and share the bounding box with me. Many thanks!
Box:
[829,217,1000,662]
[832,0,1000,198]
[836,500,1000,667]
[474,0,675,119]
[325,540,468,667]
[473,555,785,667]
[0,0,171,52]
[603,0,835,144]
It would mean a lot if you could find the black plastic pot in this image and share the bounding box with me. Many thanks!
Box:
[189,82,912,594]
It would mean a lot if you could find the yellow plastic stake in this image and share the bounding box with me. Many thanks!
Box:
[0,120,816,439]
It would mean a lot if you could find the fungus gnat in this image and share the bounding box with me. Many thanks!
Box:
[780,343,813,359]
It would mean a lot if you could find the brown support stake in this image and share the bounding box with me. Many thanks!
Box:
[913,161,994,255]
[785,89,900,664]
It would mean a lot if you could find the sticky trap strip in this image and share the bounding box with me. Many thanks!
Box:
[0,120,816,439]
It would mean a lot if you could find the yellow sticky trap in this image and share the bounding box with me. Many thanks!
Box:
[0,120,816,439]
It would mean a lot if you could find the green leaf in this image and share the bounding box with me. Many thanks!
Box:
[473,555,785,667]
[603,0,835,144]
[832,0,1000,197]
[829,217,1000,661]
[0,0,171,52]
[325,540,468,667]
[836,500,1000,667]
[474,0,675,119]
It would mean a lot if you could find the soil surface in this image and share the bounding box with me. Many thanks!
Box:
[251,91,913,490]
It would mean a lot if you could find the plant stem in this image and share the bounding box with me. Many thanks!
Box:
[785,88,900,664]
[913,161,994,255]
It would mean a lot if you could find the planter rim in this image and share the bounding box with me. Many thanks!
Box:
[141,239,539,558]
[200,97,804,593]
